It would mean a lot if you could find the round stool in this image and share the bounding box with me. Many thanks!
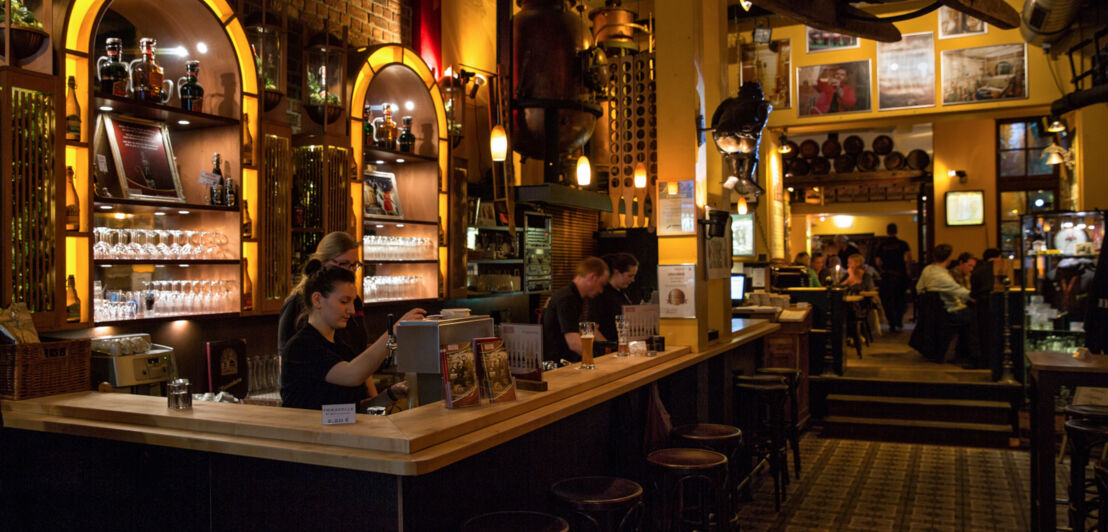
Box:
[757,367,804,479]
[672,424,743,524]
[460,511,569,532]
[1095,461,1108,532]
[551,476,644,532]
[735,375,790,510]
[1065,418,1108,532]
[647,448,729,532]
[1068,404,1108,424]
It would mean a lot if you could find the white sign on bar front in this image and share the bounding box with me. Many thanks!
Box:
[322,403,356,425]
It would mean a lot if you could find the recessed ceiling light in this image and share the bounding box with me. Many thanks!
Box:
[376,224,385,228]
[396,158,405,163]
[177,120,190,125]
[178,210,190,215]
[99,205,113,210]
[396,224,404,228]
[154,211,166,216]
[196,42,208,54]
[375,160,385,165]
[99,106,113,112]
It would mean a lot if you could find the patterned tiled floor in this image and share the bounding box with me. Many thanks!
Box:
[737,434,1055,532]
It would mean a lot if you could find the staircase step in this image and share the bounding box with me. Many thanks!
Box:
[826,394,1012,425]
[820,416,1014,447]
[810,376,1022,402]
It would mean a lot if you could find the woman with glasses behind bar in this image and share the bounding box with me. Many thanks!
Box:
[277,231,424,409]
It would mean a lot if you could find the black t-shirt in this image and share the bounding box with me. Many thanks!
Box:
[280,324,367,410]
[874,236,910,275]
[543,282,585,362]
[589,283,632,341]
[838,243,861,266]
[278,295,368,360]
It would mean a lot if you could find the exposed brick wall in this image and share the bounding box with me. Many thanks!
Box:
[246,0,410,48]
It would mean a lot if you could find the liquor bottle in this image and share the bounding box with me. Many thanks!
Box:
[65,76,81,141]
[130,37,172,104]
[375,105,397,149]
[242,113,254,166]
[65,166,80,231]
[66,275,80,323]
[140,155,157,189]
[210,153,224,206]
[97,38,129,96]
[397,116,415,153]
[177,60,204,112]
[242,259,254,311]
[363,105,375,155]
[242,200,253,239]
[225,177,237,208]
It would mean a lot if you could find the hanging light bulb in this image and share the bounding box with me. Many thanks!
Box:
[777,133,792,154]
[737,196,748,215]
[576,155,591,187]
[633,162,647,189]
[490,125,508,162]
[1042,141,1068,166]
[1046,117,1066,133]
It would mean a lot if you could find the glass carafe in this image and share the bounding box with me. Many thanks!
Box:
[177,60,204,112]
[129,38,174,104]
[97,37,130,96]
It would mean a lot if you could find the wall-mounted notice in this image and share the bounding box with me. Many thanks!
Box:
[658,180,697,235]
[659,264,696,318]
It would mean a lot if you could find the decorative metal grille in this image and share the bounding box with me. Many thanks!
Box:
[9,87,56,313]
[262,134,291,301]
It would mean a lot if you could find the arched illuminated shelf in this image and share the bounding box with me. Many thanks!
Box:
[61,0,259,327]
[350,45,449,302]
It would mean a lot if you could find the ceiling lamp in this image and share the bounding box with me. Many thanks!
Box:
[490,125,507,162]
[737,196,748,215]
[1046,117,1066,133]
[633,162,647,189]
[576,155,591,187]
[1042,141,1072,167]
[777,133,792,154]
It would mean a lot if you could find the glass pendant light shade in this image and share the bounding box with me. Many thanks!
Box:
[633,162,647,189]
[576,155,591,186]
[490,125,508,162]
[737,195,748,215]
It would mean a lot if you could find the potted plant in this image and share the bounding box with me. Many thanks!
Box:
[1,0,48,62]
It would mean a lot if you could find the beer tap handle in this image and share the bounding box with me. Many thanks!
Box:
[383,313,398,370]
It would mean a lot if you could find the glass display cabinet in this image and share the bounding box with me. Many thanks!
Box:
[1019,210,1104,354]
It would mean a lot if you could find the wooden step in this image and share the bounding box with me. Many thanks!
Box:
[809,375,1023,402]
[819,415,1015,447]
[826,394,1013,425]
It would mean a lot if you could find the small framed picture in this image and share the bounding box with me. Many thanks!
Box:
[806,27,860,53]
[945,190,985,226]
[362,170,403,218]
[96,115,185,202]
[938,6,987,39]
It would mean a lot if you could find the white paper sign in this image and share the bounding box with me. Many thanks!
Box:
[96,154,109,173]
[658,264,696,318]
[198,170,222,187]
[658,180,697,235]
[501,323,543,373]
[321,403,356,425]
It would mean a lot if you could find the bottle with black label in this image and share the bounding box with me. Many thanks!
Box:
[209,153,224,206]
[397,116,415,153]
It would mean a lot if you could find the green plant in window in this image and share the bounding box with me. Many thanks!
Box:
[306,72,338,105]
[4,0,44,30]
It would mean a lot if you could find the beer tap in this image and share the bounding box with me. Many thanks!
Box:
[382,313,399,371]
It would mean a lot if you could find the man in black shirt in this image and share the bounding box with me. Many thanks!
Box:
[969,248,1001,369]
[589,253,640,341]
[542,257,610,362]
[835,235,861,266]
[873,223,911,331]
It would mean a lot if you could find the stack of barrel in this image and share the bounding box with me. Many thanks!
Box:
[782,133,931,176]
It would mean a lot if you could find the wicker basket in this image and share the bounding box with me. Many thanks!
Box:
[0,338,91,400]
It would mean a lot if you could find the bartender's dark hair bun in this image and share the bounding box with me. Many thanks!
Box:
[300,259,355,308]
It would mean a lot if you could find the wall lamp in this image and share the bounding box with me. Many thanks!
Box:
[947,169,967,184]
[1046,116,1066,134]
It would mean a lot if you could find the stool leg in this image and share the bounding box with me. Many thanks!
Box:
[616,500,644,532]
[1070,431,1094,532]
[789,381,802,480]
[1097,467,1108,532]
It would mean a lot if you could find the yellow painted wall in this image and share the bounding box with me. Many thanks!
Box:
[441,0,497,73]
[735,0,1064,130]
[1076,104,1108,211]
[932,118,997,254]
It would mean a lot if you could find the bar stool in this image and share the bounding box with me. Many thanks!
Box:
[551,476,644,532]
[756,367,803,479]
[646,448,730,532]
[460,511,569,532]
[1064,418,1108,532]
[671,423,743,524]
[1095,461,1108,532]
[735,374,790,510]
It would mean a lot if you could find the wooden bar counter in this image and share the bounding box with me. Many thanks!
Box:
[1,319,778,530]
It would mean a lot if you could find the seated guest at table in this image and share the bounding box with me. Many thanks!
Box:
[543,256,610,362]
[969,248,1002,369]
[949,252,976,290]
[843,253,877,292]
[281,259,425,411]
[835,235,861,266]
[820,255,843,286]
[915,243,973,366]
[808,252,824,287]
[588,252,639,343]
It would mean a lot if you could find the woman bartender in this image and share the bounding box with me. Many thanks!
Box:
[281,259,425,410]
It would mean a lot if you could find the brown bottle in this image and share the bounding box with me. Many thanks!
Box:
[242,200,253,239]
[65,76,81,141]
[242,113,254,166]
[243,258,254,311]
[130,38,168,103]
[66,275,80,322]
[65,166,79,231]
[376,105,397,149]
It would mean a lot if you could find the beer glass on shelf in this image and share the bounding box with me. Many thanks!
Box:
[578,321,596,369]
[615,314,630,356]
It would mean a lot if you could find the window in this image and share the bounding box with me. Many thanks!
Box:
[996,118,1059,256]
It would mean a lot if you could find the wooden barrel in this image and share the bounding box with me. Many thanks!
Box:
[790,158,810,176]
[799,139,820,159]
[883,151,906,170]
[907,149,930,170]
[833,153,856,173]
[810,156,831,175]
[857,151,879,171]
[821,134,841,158]
[843,135,864,155]
[873,134,893,155]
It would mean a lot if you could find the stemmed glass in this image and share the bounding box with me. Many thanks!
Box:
[93,227,110,259]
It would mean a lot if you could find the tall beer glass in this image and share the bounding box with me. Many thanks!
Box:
[579,321,596,369]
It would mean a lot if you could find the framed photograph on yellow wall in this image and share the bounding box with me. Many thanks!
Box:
[796,60,872,117]
[938,6,987,39]
[945,190,985,226]
[877,32,935,111]
[805,27,859,53]
[941,43,1027,105]
[740,39,790,109]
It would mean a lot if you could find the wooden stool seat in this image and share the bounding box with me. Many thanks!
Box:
[735,376,791,510]
[460,511,569,532]
[1067,404,1108,424]
[1064,419,1108,532]
[672,424,743,524]
[672,423,742,445]
[552,476,644,532]
[757,367,804,479]
[647,448,730,531]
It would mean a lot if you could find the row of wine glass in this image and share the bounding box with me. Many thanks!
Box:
[93,279,240,321]
[363,235,436,261]
[93,227,235,260]
[363,275,431,302]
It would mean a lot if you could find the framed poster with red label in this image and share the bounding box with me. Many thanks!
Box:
[96,114,185,202]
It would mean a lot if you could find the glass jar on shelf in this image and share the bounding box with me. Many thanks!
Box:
[97,37,130,96]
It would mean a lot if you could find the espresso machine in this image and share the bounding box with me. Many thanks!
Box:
[394,315,494,406]
[90,333,177,395]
